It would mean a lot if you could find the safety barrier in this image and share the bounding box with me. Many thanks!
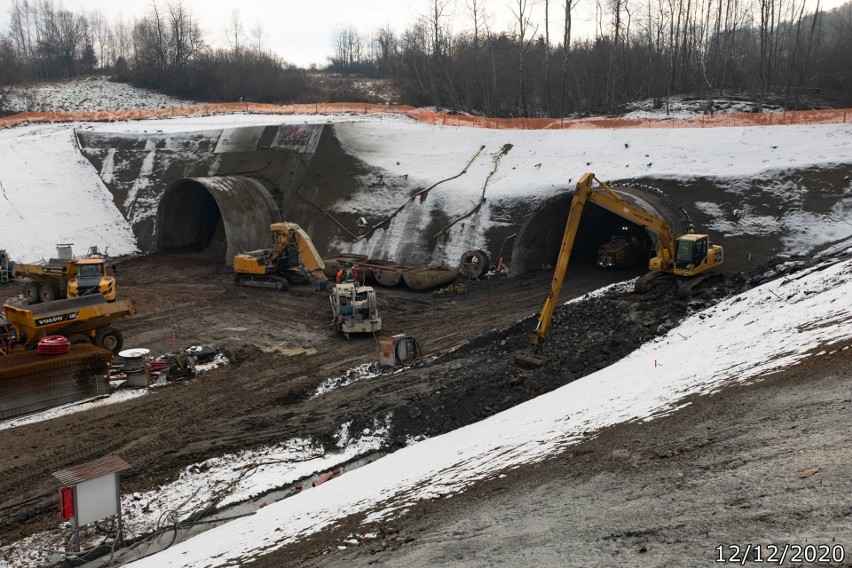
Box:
[1,101,849,131]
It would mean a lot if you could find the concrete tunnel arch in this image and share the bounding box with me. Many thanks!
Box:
[156,176,282,265]
[510,185,689,275]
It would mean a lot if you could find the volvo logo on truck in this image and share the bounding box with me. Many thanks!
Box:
[35,312,79,327]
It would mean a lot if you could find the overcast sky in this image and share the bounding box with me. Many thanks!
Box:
[1,0,844,68]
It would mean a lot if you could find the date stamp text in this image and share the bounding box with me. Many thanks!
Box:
[716,543,845,564]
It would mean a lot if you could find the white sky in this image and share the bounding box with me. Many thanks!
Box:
[1,0,846,67]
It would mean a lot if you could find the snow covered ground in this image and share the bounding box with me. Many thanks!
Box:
[1,76,191,114]
[1,80,851,567]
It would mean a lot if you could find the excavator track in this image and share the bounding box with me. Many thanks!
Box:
[676,271,724,299]
[634,270,724,298]
[634,270,663,294]
[233,274,289,291]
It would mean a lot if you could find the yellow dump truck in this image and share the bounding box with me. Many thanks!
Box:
[0,294,135,354]
[11,246,116,304]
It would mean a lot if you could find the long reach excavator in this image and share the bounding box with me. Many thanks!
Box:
[233,222,328,291]
[516,172,723,368]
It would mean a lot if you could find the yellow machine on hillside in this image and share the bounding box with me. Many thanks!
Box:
[517,172,723,367]
[11,245,117,304]
[233,222,328,291]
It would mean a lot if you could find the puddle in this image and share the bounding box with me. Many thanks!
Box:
[260,346,318,356]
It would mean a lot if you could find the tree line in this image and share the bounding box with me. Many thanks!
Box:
[331,0,852,116]
[2,0,851,117]
[1,0,309,104]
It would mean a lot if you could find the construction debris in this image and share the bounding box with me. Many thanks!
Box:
[434,283,467,296]
[458,249,491,279]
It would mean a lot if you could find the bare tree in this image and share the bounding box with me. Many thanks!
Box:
[795,0,821,106]
[758,0,776,107]
[467,0,489,61]
[419,0,454,108]
[461,0,491,112]
[9,0,37,61]
[560,0,579,116]
[251,22,265,52]
[149,2,169,71]
[42,8,85,77]
[114,17,131,62]
[227,8,244,54]
[167,1,201,70]
[783,0,807,106]
[544,0,552,115]
[427,0,452,60]
[512,0,539,117]
[331,25,365,71]
[374,25,396,75]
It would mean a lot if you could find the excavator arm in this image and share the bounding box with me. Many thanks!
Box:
[528,172,596,351]
[233,222,327,290]
[518,172,718,368]
[287,224,327,281]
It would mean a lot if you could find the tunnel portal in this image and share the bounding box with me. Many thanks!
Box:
[510,186,689,275]
[156,176,281,265]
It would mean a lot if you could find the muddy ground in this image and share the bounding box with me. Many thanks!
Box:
[0,253,651,542]
[0,250,827,567]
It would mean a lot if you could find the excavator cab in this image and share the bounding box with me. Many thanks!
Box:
[675,235,708,270]
[673,234,721,275]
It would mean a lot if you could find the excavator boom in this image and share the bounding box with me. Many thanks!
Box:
[516,173,723,368]
[233,222,327,291]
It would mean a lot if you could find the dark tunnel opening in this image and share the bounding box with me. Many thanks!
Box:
[155,176,281,265]
[157,180,225,254]
[510,187,688,276]
[572,205,652,266]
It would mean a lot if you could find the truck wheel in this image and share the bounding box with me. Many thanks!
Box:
[39,285,59,303]
[95,327,123,354]
[67,333,92,345]
[23,282,41,304]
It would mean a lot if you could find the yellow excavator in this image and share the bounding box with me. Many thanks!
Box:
[517,172,723,367]
[233,222,328,291]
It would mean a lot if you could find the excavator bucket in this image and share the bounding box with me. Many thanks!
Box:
[514,350,548,369]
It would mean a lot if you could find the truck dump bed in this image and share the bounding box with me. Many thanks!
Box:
[3,295,135,343]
